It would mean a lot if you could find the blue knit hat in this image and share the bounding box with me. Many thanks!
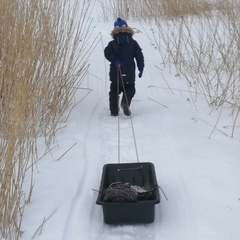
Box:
[114,18,128,28]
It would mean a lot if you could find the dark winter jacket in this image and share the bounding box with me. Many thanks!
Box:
[104,27,144,84]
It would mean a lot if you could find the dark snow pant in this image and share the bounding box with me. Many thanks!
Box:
[109,82,136,115]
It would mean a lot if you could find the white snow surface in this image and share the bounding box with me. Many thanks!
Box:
[21,5,240,240]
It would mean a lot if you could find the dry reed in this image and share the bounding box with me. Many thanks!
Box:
[99,0,213,21]
[0,0,94,239]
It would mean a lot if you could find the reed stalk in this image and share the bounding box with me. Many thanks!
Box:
[0,0,94,239]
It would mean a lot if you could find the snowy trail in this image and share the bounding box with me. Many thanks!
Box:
[20,14,240,240]
[22,63,240,240]
[60,90,168,240]
[60,72,199,240]
[90,101,159,240]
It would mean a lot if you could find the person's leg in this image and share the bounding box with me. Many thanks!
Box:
[121,83,135,116]
[121,83,135,106]
[109,82,120,116]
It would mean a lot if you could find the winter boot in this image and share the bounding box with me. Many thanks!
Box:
[121,103,131,116]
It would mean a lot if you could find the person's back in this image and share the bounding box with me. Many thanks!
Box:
[104,18,144,116]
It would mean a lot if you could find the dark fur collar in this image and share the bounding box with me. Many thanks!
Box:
[111,26,134,38]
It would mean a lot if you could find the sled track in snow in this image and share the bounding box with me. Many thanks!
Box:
[61,102,101,240]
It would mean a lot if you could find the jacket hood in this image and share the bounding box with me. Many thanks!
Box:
[111,26,134,38]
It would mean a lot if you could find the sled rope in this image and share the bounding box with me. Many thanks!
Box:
[117,69,121,163]
[116,66,140,163]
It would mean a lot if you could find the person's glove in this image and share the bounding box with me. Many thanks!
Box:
[113,58,121,67]
[138,69,143,78]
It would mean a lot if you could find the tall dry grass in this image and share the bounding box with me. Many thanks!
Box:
[0,0,94,239]
[99,0,213,21]
[100,0,240,137]
[146,2,240,137]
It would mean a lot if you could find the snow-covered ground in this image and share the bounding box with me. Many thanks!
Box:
[21,3,240,240]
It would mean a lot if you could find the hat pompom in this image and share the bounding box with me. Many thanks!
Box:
[114,17,128,28]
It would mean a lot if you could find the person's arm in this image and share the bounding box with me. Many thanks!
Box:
[104,42,117,63]
[134,41,144,71]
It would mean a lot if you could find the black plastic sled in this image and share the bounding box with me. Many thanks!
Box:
[96,162,160,224]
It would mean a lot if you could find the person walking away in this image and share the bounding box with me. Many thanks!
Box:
[104,18,144,116]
